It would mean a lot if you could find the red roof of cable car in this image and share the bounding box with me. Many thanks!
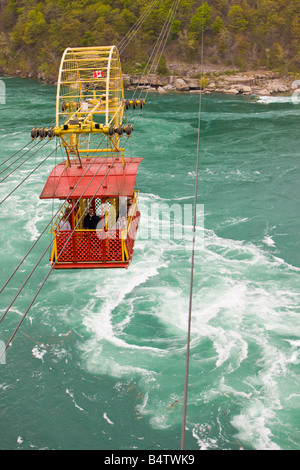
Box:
[40,157,143,199]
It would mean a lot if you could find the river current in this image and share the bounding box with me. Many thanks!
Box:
[0,77,299,450]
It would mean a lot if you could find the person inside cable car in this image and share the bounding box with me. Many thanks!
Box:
[104,215,127,240]
[59,214,71,231]
[127,198,132,211]
[120,215,128,233]
[83,206,101,230]
[127,198,135,218]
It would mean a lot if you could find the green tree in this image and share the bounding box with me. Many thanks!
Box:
[22,10,47,45]
[171,19,181,39]
[156,53,168,75]
[189,2,213,38]
[228,5,249,32]
[0,0,18,31]
[0,0,299,79]
[212,16,225,35]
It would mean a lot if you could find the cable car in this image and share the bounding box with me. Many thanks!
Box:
[35,46,144,269]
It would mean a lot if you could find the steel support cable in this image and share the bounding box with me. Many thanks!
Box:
[0,125,133,348]
[0,153,116,324]
[0,138,45,178]
[128,0,180,126]
[132,2,175,97]
[88,1,157,96]
[180,12,204,452]
[125,2,176,125]
[0,143,58,207]
[146,0,180,77]
[119,0,157,48]
[0,114,110,206]
[0,159,117,362]
[0,14,159,355]
[0,139,44,178]
[0,139,50,184]
[150,0,180,77]
[118,0,158,54]
[118,0,156,51]
[0,117,56,173]
[0,135,110,295]
[0,139,37,170]
[134,0,180,106]
[129,0,179,106]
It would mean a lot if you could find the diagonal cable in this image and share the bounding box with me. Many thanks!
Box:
[0,158,117,362]
[180,2,205,451]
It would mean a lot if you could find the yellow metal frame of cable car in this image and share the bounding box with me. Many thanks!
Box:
[53,46,143,165]
[55,46,122,162]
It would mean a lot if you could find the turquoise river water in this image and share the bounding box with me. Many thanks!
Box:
[0,77,299,451]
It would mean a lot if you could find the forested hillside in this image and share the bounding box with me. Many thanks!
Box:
[0,0,299,81]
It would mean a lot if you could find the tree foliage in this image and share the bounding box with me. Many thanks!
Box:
[0,0,299,79]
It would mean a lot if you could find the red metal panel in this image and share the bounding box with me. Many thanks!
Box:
[55,230,124,265]
[52,211,140,269]
[40,157,143,199]
[56,231,73,262]
[52,262,130,269]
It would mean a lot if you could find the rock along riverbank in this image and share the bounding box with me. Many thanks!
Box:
[123,70,298,97]
[6,66,299,97]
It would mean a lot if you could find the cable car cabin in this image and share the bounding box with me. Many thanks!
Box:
[34,46,145,269]
[40,157,142,269]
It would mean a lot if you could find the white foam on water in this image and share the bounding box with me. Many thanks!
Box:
[257,95,297,105]
[24,200,47,241]
[198,232,300,449]
[103,412,114,425]
[78,195,176,379]
[1,86,299,450]
[263,235,276,247]
[284,339,300,348]
[192,426,219,450]
[65,389,84,411]
[82,263,165,349]
[32,344,47,362]
[70,193,300,449]
[231,404,281,450]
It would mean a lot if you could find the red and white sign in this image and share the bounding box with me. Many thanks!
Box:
[93,70,104,78]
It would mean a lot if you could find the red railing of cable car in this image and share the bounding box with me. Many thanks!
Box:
[50,212,140,267]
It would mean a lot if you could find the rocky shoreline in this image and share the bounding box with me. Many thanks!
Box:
[123,70,297,96]
[6,66,298,97]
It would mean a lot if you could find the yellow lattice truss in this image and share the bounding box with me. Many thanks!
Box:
[54,46,129,161]
[31,45,145,162]
[56,46,124,127]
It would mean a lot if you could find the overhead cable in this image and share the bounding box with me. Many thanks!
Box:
[129,0,180,126]
[0,143,58,206]
[0,153,116,325]
[181,3,205,451]
[0,158,117,362]
[0,133,109,294]
[0,139,36,170]
[118,1,158,54]
[0,139,50,184]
